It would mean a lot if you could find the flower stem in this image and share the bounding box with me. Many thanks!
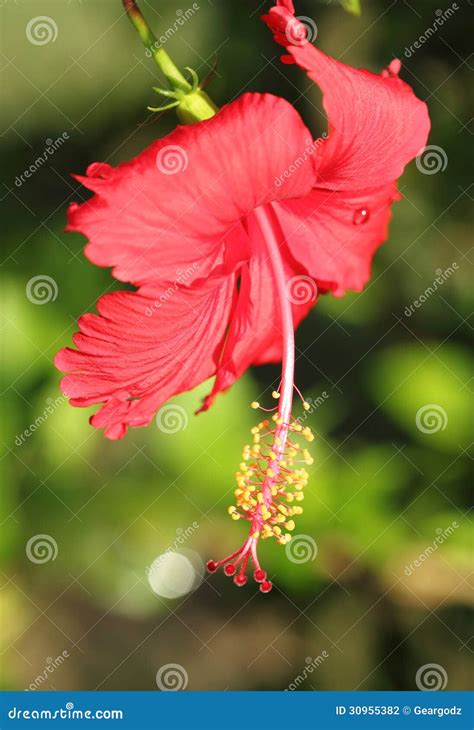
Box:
[122,0,218,123]
[122,0,191,92]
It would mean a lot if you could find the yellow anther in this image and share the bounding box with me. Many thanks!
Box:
[272,390,280,399]
[253,434,260,444]
[295,492,304,501]
[303,401,310,411]
[252,530,260,539]
[257,493,264,503]
[278,505,288,515]
[286,493,294,502]
[292,506,303,515]
[275,418,283,425]
[251,401,260,409]
[285,520,295,531]
[273,526,282,535]
[272,413,279,422]
[266,468,275,478]
[286,476,293,485]
[251,426,259,435]
[275,436,282,446]
[228,506,236,514]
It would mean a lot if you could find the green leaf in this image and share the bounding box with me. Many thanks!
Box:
[339,0,361,16]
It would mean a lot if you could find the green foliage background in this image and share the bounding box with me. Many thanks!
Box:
[1,0,471,691]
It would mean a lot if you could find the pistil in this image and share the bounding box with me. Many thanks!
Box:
[207,205,314,592]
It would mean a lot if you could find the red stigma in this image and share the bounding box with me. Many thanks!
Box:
[260,580,273,593]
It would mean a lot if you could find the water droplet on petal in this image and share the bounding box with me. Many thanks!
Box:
[353,208,370,225]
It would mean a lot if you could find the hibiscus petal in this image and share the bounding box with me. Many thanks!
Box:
[262,8,430,190]
[67,93,316,288]
[55,275,235,439]
[273,185,399,295]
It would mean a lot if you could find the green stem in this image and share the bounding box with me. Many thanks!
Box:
[122,0,191,93]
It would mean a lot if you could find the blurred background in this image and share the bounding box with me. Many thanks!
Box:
[1,0,472,692]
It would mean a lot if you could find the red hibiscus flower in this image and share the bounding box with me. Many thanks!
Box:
[55,0,430,591]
